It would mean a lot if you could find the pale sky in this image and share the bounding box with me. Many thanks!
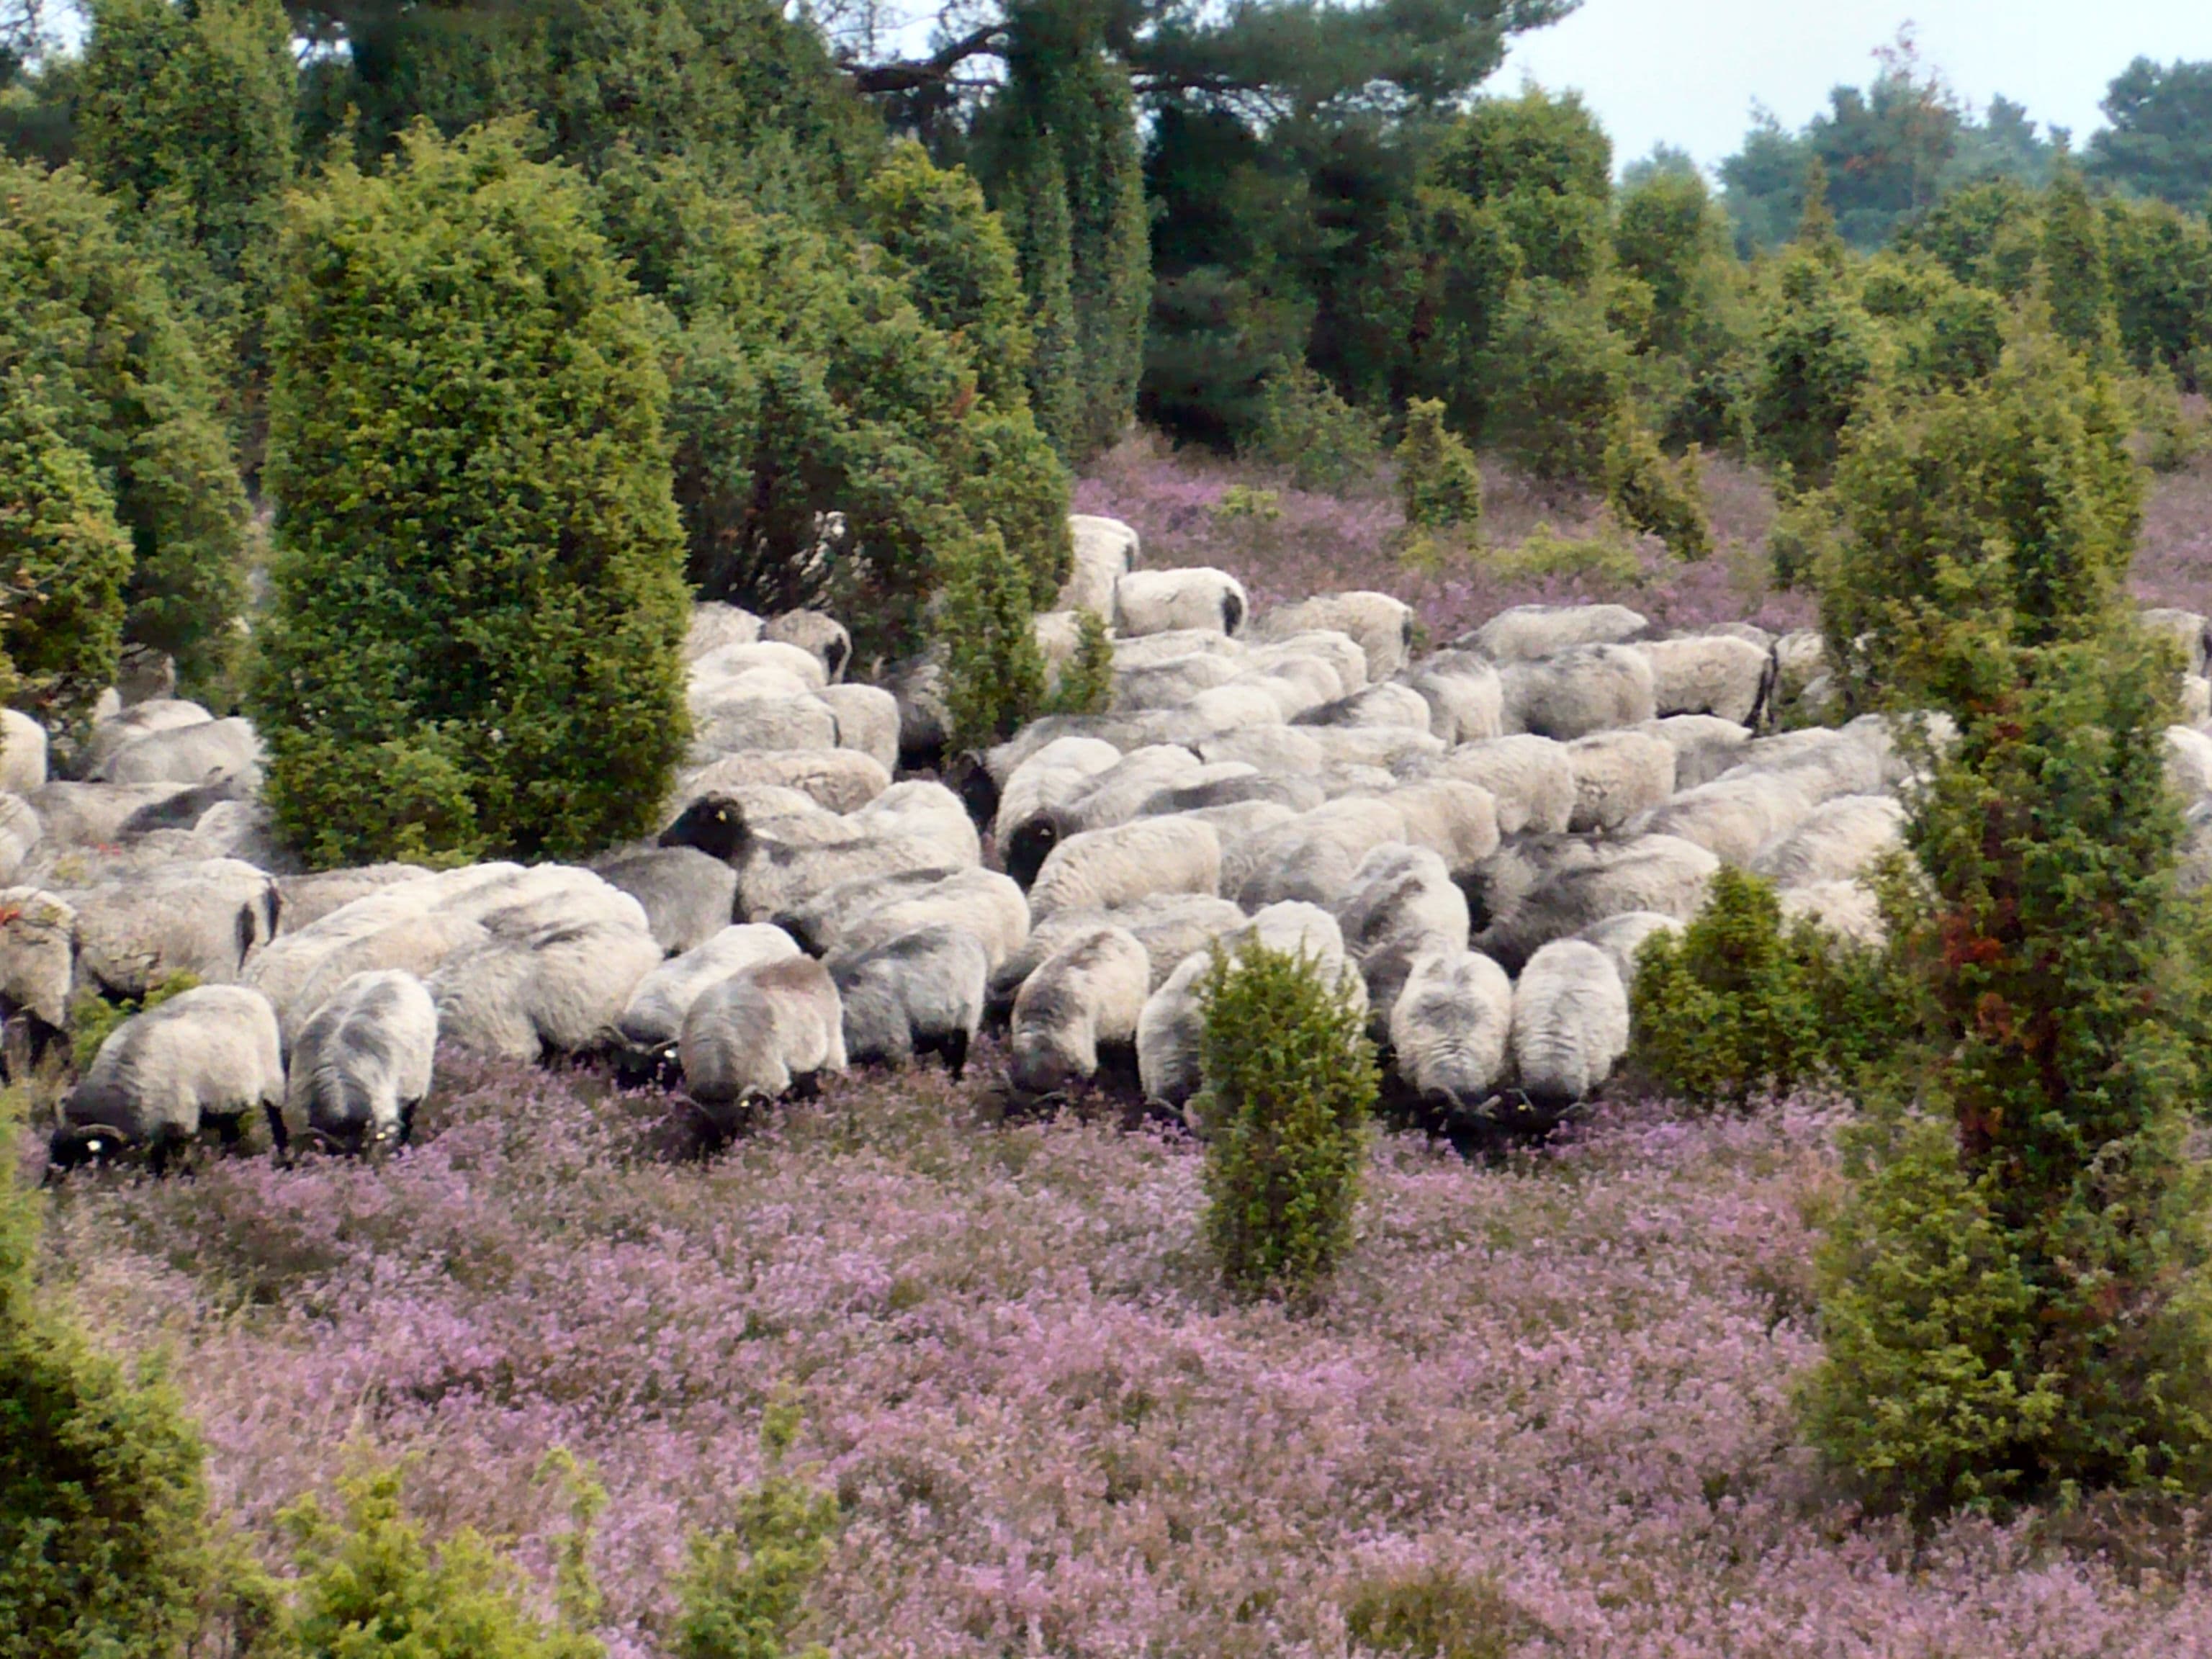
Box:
[1496,1,2212,173]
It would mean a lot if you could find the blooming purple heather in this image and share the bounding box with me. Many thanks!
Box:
[28,1051,2212,1657]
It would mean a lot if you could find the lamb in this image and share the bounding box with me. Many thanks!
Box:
[617,923,803,1051]
[84,698,212,770]
[1231,798,1408,908]
[1637,634,1776,727]
[762,610,853,683]
[1500,644,1658,740]
[833,923,989,1079]
[276,970,439,1154]
[1749,794,1907,887]
[70,858,283,997]
[1061,514,1141,616]
[987,893,1245,1019]
[1565,730,1677,832]
[1431,735,1576,836]
[1460,603,1648,665]
[1007,925,1151,1096]
[1576,911,1683,991]
[1114,567,1249,638]
[1403,649,1506,744]
[1624,773,1819,867]
[591,846,739,956]
[1509,940,1630,1113]
[1,709,46,793]
[1335,844,1471,1031]
[1251,592,1415,682]
[1641,714,1753,791]
[0,886,74,1033]
[92,716,262,789]
[678,748,889,814]
[1292,682,1434,732]
[51,985,284,1169]
[820,683,902,773]
[1027,816,1222,921]
[684,601,763,660]
[0,794,37,886]
[1387,948,1514,1122]
[678,955,847,1115]
[1470,833,1719,974]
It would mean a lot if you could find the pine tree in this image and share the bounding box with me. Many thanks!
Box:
[2042,160,2118,361]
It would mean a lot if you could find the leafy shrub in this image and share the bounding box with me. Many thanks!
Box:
[1751,246,1882,487]
[672,1395,838,1659]
[1213,484,1280,520]
[71,970,200,1073]
[1492,517,1645,587]
[1251,362,1382,492]
[252,122,691,868]
[1628,870,1842,1111]
[1344,1565,1526,1659]
[1482,276,1631,485]
[1396,398,1482,531]
[1195,940,1380,1299]
[1045,606,1114,718]
[0,1089,217,1659]
[937,526,1048,752]
[2126,369,2205,472]
[1602,415,1712,559]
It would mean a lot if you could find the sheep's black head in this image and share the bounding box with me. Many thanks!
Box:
[1221,588,1246,637]
[659,793,750,864]
[48,1122,119,1172]
[948,751,1000,830]
[822,632,851,682]
[1002,814,1060,891]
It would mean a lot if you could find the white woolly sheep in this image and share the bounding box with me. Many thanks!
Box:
[426,871,662,1061]
[1114,567,1249,638]
[821,683,902,774]
[769,866,964,956]
[1242,631,1368,698]
[1111,628,1244,672]
[1381,779,1502,874]
[0,886,74,1032]
[1197,725,1327,775]
[678,748,890,814]
[1008,924,1151,1095]
[1000,745,1205,886]
[1471,833,1719,973]
[1625,772,1818,867]
[1749,794,1906,887]
[617,923,801,1051]
[1641,714,1753,791]
[1575,910,1683,992]
[1336,844,1471,1030]
[1403,649,1506,744]
[678,955,847,1115]
[827,867,1030,971]
[991,736,1125,841]
[278,969,438,1154]
[93,716,262,790]
[53,985,284,1169]
[1231,798,1408,909]
[1637,634,1775,727]
[1062,514,1141,616]
[691,637,830,692]
[1251,592,1416,682]
[1565,730,1677,833]
[1027,815,1222,921]
[988,893,1246,1020]
[684,601,764,660]
[592,846,739,956]
[1,709,46,793]
[1388,948,1514,1120]
[71,858,282,998]
[28,781,215,848]
[1510,940,1629,1112]
[833,922,989,1078]
[762,610,853,683]
[1500,644,1658,741]
[0,794,37,886]
[1432,735,1577,836]
[2170,725,2212,803]
[1778,879,1886,948]
[886,652,951,769]
[855,781,982,864]
[1112,650,1244,712]
[2188,676,2212,726]
[1293,680,1434,732]
[1461,603,1648,665]
[1229,656,1345,721]
[84,698,212,770]
[276,866,435,935]
[1718,724,1889,804]
[687,691,842,760]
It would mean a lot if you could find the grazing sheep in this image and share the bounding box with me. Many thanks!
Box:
[1403,649,1506,744]
[1717,724,1889,805]
[1566,730,1677,833]
[426,873,662,1061]
[1501,644,1658,741]
[665,786,980,922]
[1432,735,1577,836]
[770,866,963,956]
[1231,798,1408,909]
[828,868,1030,971]
[691,637,830,693]
[1461,603,1648,665]
[820,683,901,774]
[1575,909,1683,991]
[52,986,284,1169]
[1228,656,1344,721]
[1062,514,1141,616]
[1028,815,1222,921]
[0,794,38,886]
[1007,925,1150,1095]
[1773,630,1828,701]
[592,846,739,956]
[1778,879,1885,948]
[1000,746,1205,886]
[1112,628,1244,672]
[1115,567,1249,638]
[687,690,842,760]
[92,716,262,789]
[1242,631,1368,699]
[1336,844,1471,1030]
[84,698,212,770]
[1252,592,1415,681]
[1382,779,1502,873]
[1293,681,1434,732]
[2188,675,2212,726]
[1511,940,1630,1112]
[1136,770,1323,823]
[678,956,847,1112]
[1470,834,1719,974]
[834,923,989,1078]
[1750,794,1906,886]
[29,781,211,849]
[1,710,46,793]
[2142,607,2212,678]
[1197,725,1327,776]
[1388,948,1514,1120]
[887,653,951,770]
[678,748,889,814]
[988,893,1245,1019]
[278,970,438,1154]
[0,886,74,1032]
[1300,726,1446,775]
[1113,650,1244,711]
[71,858,282,997]
[1625,773,1818,867]
[2170,725,2212,803]
[684,601,763,660]
[856,781,981,863]
[617,923,802,1050]
[1637,634,1775,727]
[763,610,852,683]
[1641,714,1753,791]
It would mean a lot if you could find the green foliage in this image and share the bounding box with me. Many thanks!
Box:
[1429,85,1611,288]
[71,970,201,1072]
[2087,57,2212,208]
[1751,247,1881,487]
[2127,369,2206,473]
[671,1395,838,1659]
[1807,637,2212,1514]
[2040,163,2116,362]
[1395,398,1481,531]
[1044,606,1113,718]
[279,1461,604,1658]
[1857,251,2005,391]
[1251,362,1382,492]
[2103,195,2212,390]
[1818,322,2142,712]
[1195,940,1380,1299]
[1343,1565,1524,1659]
[253,122,691,868]
[1627,870,1845,1110]
[0,157,250,696]
[1482,276,1629,486]
[938,526,1048,752]
[0,1089,217,1659]
[1213,484,1280,521]
[1602,415,1711,560]
[1488,517,1644,586]
[0,374,131,734]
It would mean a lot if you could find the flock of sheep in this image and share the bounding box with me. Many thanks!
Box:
[10,511,2212,1169]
